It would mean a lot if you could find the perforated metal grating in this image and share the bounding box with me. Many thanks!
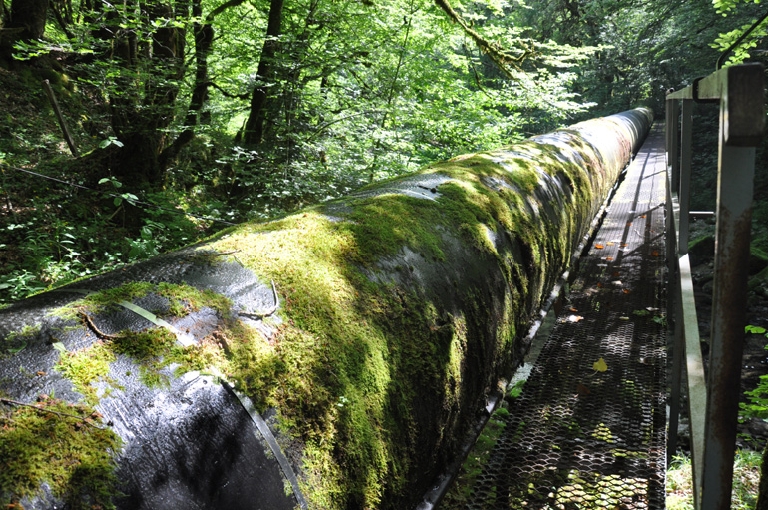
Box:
[462,125,668,509]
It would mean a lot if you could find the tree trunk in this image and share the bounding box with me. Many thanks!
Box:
[9,0,49,40]
[242,0,284,146]
[1,0,48,59]
[159,0,247,167]
[106,0,187,187]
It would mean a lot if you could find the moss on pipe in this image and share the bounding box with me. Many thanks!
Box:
[0,108,652,509]
[204,107,653,508]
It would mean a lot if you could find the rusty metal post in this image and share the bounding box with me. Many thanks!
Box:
[667,264,683,467]
[666,93,682,465]
[666,96,696,467]
[700,144,755,509]
[665,98,680,331]
[700,64,763,510]
[679,99,693,254]
[668,99,680,194]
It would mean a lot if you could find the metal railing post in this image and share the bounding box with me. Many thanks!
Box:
[669,99,681,193]
[665,98,680,330]
[666,92,681,465]
[666,63,764,510]
[679,99,693,253]
[701,144,755,509]
[700,64,764,510]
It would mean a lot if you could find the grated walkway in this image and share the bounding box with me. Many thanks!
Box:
[464,124,668,508]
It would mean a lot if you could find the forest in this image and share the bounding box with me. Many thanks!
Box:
[1,0,766,302]
[3,0,768,508]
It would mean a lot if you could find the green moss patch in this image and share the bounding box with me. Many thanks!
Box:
[55,323,242,398]
[52,282,239,398]
[210,214,431,507]
[56,341,118,405]
[0,396,122,509]
[80,282,155,313]
[155,282,232,317]
[110,328,179,387]
[1,324,40,358]
[208,206,521,507]
[52,282,232,321]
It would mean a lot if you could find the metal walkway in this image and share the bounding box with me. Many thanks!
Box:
[463,124,668,508]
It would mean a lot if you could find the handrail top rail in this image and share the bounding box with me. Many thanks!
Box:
[666,63,764,147]
[666,63,762,100]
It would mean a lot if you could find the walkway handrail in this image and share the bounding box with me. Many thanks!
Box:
[666,63,764,510]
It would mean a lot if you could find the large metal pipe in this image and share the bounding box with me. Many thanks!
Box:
[0,108,652,510]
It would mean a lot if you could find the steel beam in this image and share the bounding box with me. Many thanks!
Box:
[701,143,756,510]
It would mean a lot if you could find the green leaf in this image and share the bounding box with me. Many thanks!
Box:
[8,341,26,354]
[592,358,608,372]
[746,325,767,335]
[122,193,138,206]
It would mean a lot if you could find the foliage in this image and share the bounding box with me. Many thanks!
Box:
[708,0,768,66]
[666,450,761,510]
[741,333,768,421]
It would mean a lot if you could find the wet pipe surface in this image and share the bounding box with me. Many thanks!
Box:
[0,258,298,510]
[461,125,668,508]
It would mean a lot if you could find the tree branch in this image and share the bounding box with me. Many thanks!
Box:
[207,0,247,21]
[207,81,251,99]
[1,397,109,429]
[433,0,533,81]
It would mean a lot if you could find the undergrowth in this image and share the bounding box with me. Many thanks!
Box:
[666,450,762,509]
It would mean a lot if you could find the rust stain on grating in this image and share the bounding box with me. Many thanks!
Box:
[464,125,668,509]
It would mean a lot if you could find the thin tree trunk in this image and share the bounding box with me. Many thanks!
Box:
[160,0,246,166]
[9,0,49,40]
[1,0,48,58]
[242,0,284,146]
[108,0,186,187]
